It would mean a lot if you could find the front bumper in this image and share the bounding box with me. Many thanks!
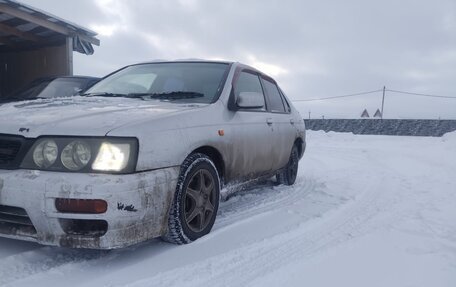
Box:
[0,167,179,249]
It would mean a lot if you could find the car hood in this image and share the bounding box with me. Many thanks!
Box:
[0,96,203,137]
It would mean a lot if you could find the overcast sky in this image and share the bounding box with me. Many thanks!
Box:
[21,0,456,119]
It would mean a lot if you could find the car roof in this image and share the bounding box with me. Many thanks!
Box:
[134,59,235,65]
[101,60,276,84]
[127,60,267,77]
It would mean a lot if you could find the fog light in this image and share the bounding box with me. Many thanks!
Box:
[55,199,107,214]
[59,219,108,237]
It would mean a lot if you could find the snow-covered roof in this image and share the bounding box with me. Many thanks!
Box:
[0,0,99,54]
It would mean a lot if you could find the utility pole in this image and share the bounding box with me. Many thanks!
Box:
[381,86,386,120]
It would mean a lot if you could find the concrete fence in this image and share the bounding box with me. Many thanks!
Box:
[304,119,456,137]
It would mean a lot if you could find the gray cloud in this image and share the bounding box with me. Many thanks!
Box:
[21,0,456,118]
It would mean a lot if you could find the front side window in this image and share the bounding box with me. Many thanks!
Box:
[234,71,266,111]
[262,78,286,113]
[86,62,229,103]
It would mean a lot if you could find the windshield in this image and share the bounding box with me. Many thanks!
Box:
[85,62,230,103]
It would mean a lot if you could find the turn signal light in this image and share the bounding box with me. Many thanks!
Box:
[55,199,108,214]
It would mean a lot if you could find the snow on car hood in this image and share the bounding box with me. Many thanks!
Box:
[0,96,202,137]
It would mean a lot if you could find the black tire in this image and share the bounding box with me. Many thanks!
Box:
[277,145,299,186]
[162,153,220,244]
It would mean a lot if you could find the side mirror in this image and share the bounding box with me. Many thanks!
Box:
[236,92,264,109]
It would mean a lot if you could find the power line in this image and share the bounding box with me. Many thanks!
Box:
[291,88,456,102]
[291,89,383,102]
[386,89,456,99]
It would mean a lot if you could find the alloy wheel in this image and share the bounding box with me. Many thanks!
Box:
[184,169,216,233]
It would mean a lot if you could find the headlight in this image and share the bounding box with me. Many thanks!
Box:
[92,142,130,172]
[61,141,92,171]
[20,137,138,173]
[32,139,58,168]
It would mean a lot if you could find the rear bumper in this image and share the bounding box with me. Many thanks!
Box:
[0,167,180,249]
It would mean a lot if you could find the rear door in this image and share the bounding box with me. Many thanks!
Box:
[261,76,296,171]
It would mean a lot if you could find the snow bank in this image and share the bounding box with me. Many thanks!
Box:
[442,130,456,142]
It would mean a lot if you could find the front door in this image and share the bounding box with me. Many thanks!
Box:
[225,70,274,181]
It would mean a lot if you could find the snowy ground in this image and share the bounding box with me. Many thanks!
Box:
[1,131,455,287]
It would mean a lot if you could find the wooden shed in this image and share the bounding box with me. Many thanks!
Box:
[0,0,99,98]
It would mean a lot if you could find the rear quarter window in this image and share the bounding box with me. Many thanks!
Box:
[279,90,291,113]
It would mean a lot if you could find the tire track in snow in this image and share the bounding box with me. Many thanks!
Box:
[123,170,391,287]
[199,174,398,286]
[200,175,396,287]
[215,177,319,229]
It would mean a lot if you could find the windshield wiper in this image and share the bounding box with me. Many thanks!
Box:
[128,91,204,100]
[80,92,130,98]
[80,91,204,100]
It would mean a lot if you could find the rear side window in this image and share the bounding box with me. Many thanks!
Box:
[262,78,286,113]
[234,71,266,111]
[280,90,291,113]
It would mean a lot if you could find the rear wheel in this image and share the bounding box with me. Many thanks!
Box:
[277,145,299,186]
[162,153,220,244]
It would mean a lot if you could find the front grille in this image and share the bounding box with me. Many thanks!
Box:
[0,138,22,167]
[0,135,27,169]
[0,205,37,238]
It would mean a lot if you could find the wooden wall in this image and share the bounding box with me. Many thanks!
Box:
[0,38,72,97]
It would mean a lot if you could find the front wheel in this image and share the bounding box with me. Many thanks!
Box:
[277,145,299,186]
[162,153,220,244]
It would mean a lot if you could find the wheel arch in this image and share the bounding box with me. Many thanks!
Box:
[190,145,225,184]
[294,137,305,158]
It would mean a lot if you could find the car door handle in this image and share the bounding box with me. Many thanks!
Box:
[266,118,273,125]
[290,119,295,125]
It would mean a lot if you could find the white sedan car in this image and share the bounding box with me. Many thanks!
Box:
[0,61,306,249]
